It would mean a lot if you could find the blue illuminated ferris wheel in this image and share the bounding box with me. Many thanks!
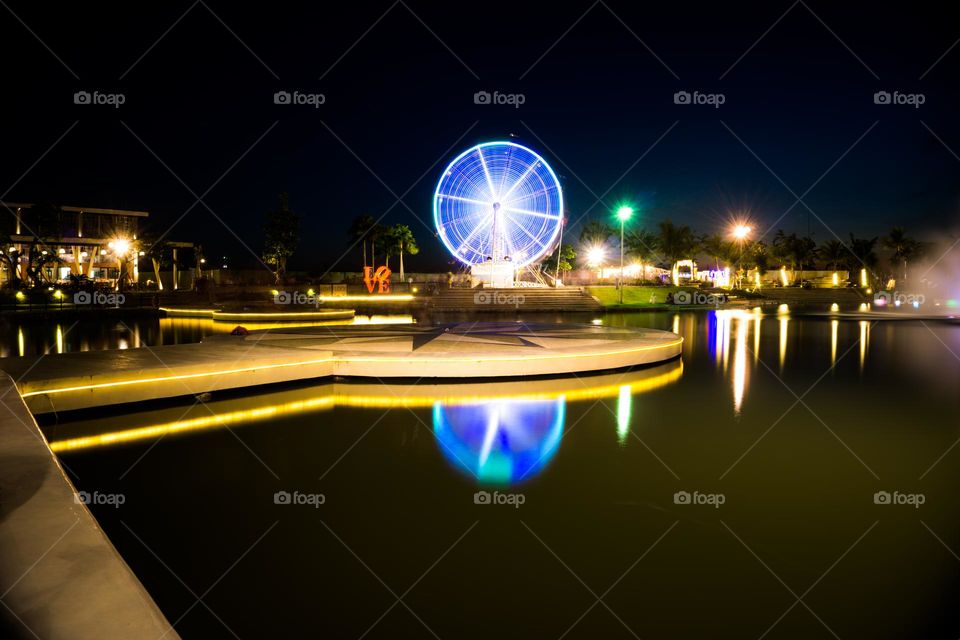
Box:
[433,141,563,267]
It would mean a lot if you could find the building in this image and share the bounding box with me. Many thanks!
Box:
[1,203,195,289]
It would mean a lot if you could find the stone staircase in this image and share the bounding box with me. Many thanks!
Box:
[430,287,602,312]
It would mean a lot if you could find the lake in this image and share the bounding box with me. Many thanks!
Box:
[31,310,960,639]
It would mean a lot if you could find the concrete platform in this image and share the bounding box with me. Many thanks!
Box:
[47,361,684,453]
[1,323,682,415]
[0,374,178,639]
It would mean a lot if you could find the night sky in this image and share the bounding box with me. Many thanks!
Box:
[3,1,958,272]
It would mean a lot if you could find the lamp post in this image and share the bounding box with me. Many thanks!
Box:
[616,206,633,304]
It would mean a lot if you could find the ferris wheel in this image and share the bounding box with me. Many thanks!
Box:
[433,141,563,267]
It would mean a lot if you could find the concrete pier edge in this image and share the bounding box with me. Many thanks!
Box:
[0,373,179,639]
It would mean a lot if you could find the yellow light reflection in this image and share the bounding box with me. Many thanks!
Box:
[830,320,838,366]
[49,362,683,453]
[17,328,24,358]
[779,316,789,370]
[859,321,869,371]
[752,307,761,364]
[56,326,63,354]
[733,317,748,415]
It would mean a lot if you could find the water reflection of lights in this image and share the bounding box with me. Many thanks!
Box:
[159,314,415,336]
[831,320,838,366]
[733,316,748,415]
[433,397,565,484]
[859,321,870,371]
[616,385,632,445]
[48,362,683,454]
[779,316,789,370]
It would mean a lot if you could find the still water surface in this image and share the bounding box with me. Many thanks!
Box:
[35,311,960,638]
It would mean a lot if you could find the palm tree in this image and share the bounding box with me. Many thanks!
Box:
[771,230,795,272]
[578,220,614,247]
[656,220,696,268]
[883,226,921,282]
[349,215,376,269]
[390,224,418,281]
[700,234,733,271]
[368,223,386,269]
[791,236,817,284]
[819,239,847,271]
[625,228,659,280]
[847,234,879,286]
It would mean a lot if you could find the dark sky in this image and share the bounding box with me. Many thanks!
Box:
[3,1,958,272]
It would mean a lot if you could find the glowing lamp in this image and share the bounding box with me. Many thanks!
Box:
[732,224,752,240]
[616,206,634,223]
[586,246,606,268]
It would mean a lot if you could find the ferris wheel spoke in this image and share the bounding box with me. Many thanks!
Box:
[503,211,549,249]
[504,185,556,206]
[453,212,492,256]
[476,148,498,200]
[439,194,493,208]
[503,206,561,221]
[498,160,541,203]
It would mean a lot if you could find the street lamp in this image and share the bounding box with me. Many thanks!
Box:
[586,246,606,268]
[616,206,633,303]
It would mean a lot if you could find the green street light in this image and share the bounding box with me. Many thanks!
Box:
[615,206,634,303]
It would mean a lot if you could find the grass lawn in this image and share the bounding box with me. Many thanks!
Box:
[586,285,695,308]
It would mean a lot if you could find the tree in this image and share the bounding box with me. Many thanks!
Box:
[349,215,376,269]
[819,239,848,271]
[700,234,734,271]
[21,203,64,286]
[543,243,576,278]
[656,220,696,267]
[382,224,418,280]
[746,241,770,277]
[625,228,659,267]
[578,220,614,247]
[0,205,21,288]
[792,236,817,284]
[847,234,879,286]
[138,230,171,290]
[262,193,300,285]
[883,226,922,282]
[368,223,386,268]
[771,230,794,271]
